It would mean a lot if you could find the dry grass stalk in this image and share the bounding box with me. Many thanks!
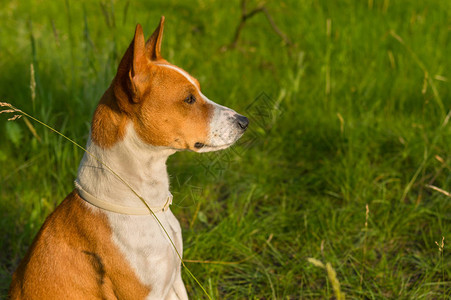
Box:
[365,204,369,228]
[337,113,344,134]
[307,257,325,268]
[0,102,23,121]
[30,64,36,105]
[326,262,345,300]
[307,257,345,299]
[435,236,444,253]
[425,184,451,198]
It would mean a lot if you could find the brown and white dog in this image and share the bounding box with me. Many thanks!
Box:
[9,17,248,299]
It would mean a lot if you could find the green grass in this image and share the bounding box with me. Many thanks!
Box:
[1,0,450,298]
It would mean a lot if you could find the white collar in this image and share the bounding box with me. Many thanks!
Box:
[76,184,172,215]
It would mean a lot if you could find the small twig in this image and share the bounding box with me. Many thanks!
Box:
[260,6,292,46]
[225,0,292,50]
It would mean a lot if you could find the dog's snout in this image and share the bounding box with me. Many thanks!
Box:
[235,114,249,130]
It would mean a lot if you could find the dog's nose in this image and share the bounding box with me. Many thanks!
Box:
[235,114,249,130]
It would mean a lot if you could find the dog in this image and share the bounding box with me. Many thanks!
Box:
[9,17,248,299]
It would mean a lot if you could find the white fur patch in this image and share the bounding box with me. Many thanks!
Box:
[154,63,198,88]
[76,124,188,299]
[105,208,186,299]
[76,124,174,210]
[198,93,245,152]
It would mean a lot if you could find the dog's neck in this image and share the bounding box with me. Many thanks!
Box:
[76,123,175,211]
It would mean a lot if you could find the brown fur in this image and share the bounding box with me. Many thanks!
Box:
[91,19,212,150]
[9,191,150,299]
[90,88,129,148]
[131,65,212,149]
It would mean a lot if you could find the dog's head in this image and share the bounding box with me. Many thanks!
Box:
[92,17,248,152]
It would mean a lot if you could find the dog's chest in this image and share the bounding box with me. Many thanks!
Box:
[106,209,183,296]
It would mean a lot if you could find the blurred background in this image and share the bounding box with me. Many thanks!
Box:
[0,0,450,298]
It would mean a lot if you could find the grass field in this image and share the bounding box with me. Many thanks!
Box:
[1,0,450,298]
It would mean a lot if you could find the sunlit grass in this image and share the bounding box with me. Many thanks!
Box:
[1,0,450,298]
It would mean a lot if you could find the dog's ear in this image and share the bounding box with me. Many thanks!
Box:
[130,23,147,78]
[114,24,148,105]
[127,24,147,102]
[146,16,165,61]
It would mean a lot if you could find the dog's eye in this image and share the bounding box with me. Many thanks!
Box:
[184,95,196,104]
